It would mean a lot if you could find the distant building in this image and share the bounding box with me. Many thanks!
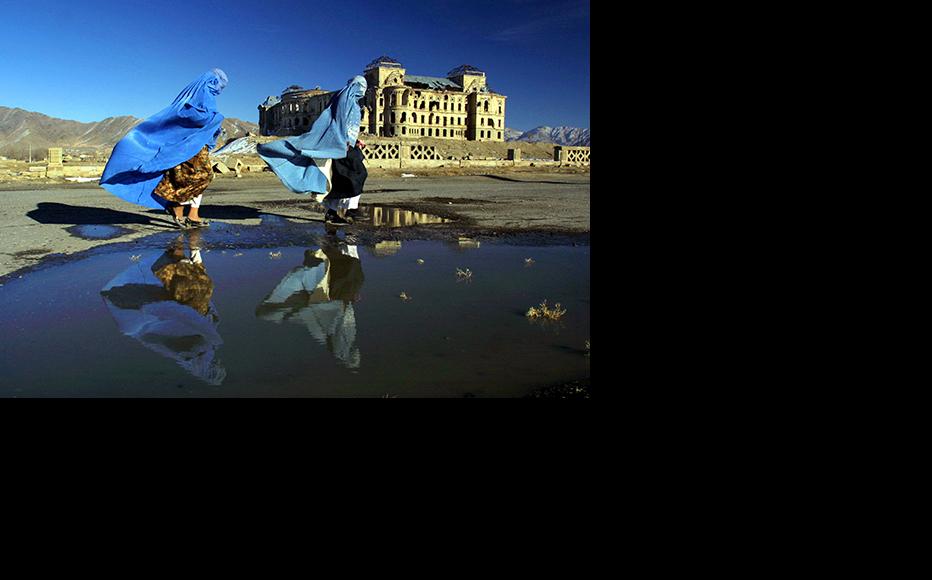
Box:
[258,56,507,142]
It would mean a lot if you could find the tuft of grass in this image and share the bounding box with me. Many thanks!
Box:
[526,300,566,321]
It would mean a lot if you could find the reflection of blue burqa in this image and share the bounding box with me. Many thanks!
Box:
[100,249,226,385]
[255,244,364,369]
[257,76,366,194]
[99,69,228,209]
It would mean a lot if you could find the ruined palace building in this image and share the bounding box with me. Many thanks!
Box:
[258,56,507,142]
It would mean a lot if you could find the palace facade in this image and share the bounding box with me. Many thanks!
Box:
[258,56,507,142]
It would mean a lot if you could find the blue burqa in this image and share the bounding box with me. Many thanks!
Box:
[100,69,228,209]
[257,76,367,194]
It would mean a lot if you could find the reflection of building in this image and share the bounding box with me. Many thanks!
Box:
[259,56,507,142]
[373,241,403,257]
[370,207,451,227]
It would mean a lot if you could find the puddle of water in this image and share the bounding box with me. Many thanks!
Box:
[66,224,133,240]
[0,231,589,397]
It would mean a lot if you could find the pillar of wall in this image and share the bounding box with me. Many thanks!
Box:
[47,147,64,177]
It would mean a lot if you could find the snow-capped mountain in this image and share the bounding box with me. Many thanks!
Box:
[506,126,590,147]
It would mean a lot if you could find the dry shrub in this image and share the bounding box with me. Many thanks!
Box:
[526,300,566,321]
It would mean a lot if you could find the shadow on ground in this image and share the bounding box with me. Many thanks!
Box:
[27,202,173,228]
[481,174,576,185]
[145,204,320,223]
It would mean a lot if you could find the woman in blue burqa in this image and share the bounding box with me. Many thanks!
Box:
[100,69,228,229]
[257,76,368,225]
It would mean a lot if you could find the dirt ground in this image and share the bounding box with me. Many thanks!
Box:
[0,167,589,282]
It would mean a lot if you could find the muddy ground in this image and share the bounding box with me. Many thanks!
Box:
[0,168,589,282]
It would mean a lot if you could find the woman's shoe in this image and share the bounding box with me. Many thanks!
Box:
[324,209,349,226]
[345,209,366,223]
[165,208,189,229]
[184,217,211,228]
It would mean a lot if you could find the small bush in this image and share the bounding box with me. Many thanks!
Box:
[526,300,566,321]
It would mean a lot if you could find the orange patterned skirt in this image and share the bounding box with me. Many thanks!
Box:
[152,146,213,204]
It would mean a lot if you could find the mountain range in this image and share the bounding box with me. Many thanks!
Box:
[0,106,258,160]
[506,126,590,147]
[1,105,588,160]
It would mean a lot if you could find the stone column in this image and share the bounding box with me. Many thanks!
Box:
[47,147,64,178]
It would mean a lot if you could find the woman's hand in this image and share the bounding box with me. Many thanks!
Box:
[356,139,365,149]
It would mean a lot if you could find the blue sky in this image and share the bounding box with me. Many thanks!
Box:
[0,0,589,132]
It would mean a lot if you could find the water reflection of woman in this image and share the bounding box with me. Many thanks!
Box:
[255,238,364,369]
[99,230,226,385]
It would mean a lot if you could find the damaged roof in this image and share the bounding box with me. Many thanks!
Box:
[404,75,462,90]
[366,56,404,70]
[447,65,485,76]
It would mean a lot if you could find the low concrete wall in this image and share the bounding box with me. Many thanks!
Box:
[359,158,566,170]
[363,141,589,169]
[63,165,105,178]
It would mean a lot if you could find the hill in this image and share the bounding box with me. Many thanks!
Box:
[0,106,258,160]
[507,126,590,147]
